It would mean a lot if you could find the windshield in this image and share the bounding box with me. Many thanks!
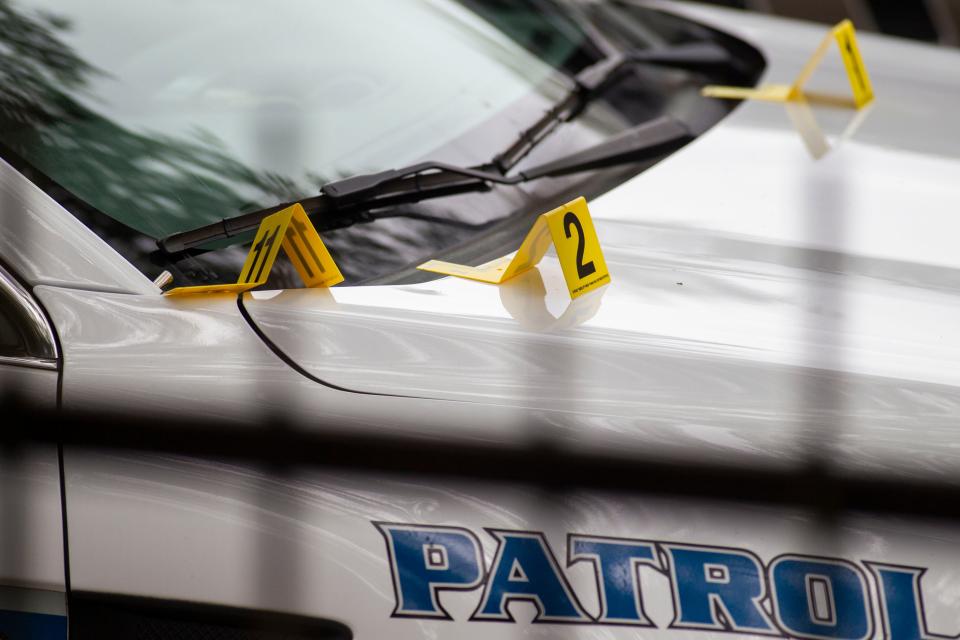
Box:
[0,0,758,286]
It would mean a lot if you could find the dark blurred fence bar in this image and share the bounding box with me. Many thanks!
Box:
[6,396,960,521]
[685,0,960,46]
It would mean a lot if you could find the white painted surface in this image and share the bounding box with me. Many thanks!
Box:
[0,447,66,595]
[0,158,157,295]
[62,453,960,639]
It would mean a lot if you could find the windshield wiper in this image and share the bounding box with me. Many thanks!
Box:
[158,42,733,254]
[158,117,690,254]
[490,41,739,173]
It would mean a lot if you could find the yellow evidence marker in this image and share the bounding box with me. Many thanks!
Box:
[702,20,874,109]
[164,203,343,297]
[418,197,610,299]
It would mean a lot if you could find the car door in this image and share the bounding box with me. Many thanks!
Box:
[0,261,68,638]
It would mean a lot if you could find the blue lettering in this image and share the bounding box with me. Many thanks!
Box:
[771,555,872,640]
[663,543,776,633]
[375,522,484,618]
[866,563,958,640]
[472,530,589,622]
[568,535,659,624]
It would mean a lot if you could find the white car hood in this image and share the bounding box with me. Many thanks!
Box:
[242,8,960,406]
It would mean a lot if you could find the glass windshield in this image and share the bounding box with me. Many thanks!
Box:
[3,0,592,236]
[0,0,753,286]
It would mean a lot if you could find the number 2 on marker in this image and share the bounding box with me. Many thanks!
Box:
[545,197,610,298]
[563,211,596,279]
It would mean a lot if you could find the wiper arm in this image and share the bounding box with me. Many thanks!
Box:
[329,115,691,231]
[322,115,692,220]
[157,162,518,254]
[516,115,692,180]
[158,41,727,254]
[491,41,738,172]
[158,116,691,254]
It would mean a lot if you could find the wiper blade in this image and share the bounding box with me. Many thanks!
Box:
[158,42,726,254]
[157,162,517,254]
[517,115,692,180]
[491,41,737,172]
[158,117,690,254]
[331,115,692,227]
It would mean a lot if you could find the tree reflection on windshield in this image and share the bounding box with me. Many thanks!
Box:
[0,0,321,283]
[0,1,310,231]
[0,0,726,287]
[0,0,507,286]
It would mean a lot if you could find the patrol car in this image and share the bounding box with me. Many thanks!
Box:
[2,0,960,638]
